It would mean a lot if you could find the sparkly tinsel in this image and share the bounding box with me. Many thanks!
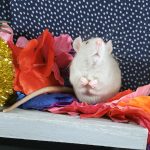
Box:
[0,38,13,107]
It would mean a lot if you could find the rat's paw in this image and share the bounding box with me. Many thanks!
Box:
[80,77,88,86]
[89,80,98,88]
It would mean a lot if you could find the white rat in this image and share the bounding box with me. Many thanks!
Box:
[69,37,121,104]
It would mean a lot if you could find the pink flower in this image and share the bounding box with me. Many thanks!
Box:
[54,34,73,55]
[54,34,73,69]
[0,23,28,48]
[16,36,29,48]
[0,23,13,42]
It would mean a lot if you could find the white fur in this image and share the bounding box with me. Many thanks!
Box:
[69,37,121,104]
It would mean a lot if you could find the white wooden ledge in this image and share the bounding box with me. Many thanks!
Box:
[0,108,148,149]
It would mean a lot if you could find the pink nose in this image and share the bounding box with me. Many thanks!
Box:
[96,40,101,45]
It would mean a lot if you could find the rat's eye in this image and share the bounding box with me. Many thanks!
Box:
[85,41,89,44]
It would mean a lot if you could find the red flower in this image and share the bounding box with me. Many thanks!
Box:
[9,29,64,94]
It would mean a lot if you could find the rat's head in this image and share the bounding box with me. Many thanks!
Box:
[73,36,113,57]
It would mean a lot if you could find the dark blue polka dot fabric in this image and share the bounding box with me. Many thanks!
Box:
[0,0,150,90]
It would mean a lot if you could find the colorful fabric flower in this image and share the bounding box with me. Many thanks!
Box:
[107,89,133,102]
[9,29,64,94]
[0,23,13,42]
[16,36,29,48]
[54,34,73,56]
[54,34,73,69]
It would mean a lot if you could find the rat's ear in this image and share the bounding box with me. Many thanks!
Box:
[106,40,113,53]
[73,36,82,52]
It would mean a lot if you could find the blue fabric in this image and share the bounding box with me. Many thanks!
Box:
[0,0,150,90]
[17,92,75,110]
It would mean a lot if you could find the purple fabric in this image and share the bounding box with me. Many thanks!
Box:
[147,145,150,150]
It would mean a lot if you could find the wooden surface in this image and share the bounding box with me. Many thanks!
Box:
[0,109,148,150]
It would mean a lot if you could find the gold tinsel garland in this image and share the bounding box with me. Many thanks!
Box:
[0,38,13,107]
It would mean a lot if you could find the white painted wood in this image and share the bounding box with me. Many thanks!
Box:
[0,109,148,149]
